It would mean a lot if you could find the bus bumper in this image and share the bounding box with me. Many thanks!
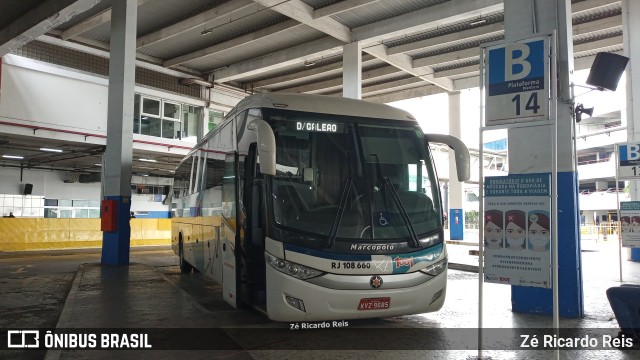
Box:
[265,266,447,322]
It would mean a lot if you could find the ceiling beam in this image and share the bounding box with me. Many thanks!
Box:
[412,47,479,68]
[164,20,303,68]
[0,0,102,57]
[572,15,622,36]
[434,64,479,78]
[278,65,400,93]
[249,54,378,89]
[365,44,454,91]
[573,35,622,53]
[387,22,504,55]
[213,37,345,83]
[61,0,150,40]
[364,84,445,104]
[137,0,258,49]
[253,0,351,43]
[571,0,620,14]
[362,77,423,95]
[353,0,503,44]
[313,0,381,19]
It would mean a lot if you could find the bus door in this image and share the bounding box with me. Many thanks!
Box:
[221,152,240,308]
[239,143,266,306]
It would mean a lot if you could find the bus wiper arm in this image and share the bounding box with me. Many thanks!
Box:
[384,178,420,248]
[327,177,353,248]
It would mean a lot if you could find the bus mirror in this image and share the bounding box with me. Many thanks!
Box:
[247,119,276,176]
[424,134,470,182]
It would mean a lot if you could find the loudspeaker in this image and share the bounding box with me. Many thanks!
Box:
[586,52,629,91]
[23,183,33,195]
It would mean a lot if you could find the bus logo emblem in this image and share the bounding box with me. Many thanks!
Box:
[370,275,383,289]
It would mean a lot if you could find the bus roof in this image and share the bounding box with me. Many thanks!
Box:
[234,93,416,122]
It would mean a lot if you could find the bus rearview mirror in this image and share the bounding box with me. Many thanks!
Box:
[247,119,277,176]
[424,134,470,182]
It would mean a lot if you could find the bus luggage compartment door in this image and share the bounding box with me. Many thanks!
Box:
[221,221,238,308]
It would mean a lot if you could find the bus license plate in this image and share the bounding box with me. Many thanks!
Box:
[358,297,390,310]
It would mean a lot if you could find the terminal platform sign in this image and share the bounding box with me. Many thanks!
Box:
[485,36,550,127]
[617,142,640,180]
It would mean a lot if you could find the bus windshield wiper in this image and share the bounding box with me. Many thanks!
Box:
[327,177,353,248]
[384,178,420,248]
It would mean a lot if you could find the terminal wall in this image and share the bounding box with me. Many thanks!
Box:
[0,218,171,251]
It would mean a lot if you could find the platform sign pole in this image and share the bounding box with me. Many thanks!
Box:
[615,144,622,282]
[550,35,558,338]
[477,46,486,360]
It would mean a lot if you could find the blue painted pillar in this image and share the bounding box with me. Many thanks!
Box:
[101,0,137,266]
[504,0,583,317]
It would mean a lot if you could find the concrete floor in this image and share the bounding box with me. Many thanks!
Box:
[0,240,638,360]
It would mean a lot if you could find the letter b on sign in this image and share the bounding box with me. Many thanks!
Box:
[628,145,640,161]
[505,44,532,81]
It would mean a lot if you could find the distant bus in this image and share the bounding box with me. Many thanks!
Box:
[171,93,469,321]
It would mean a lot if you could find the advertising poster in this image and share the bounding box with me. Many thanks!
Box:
[484,174,551,288]
[620,201,640,248]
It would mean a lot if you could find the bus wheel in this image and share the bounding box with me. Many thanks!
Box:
[179,239,193,273]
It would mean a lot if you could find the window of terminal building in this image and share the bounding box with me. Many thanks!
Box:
[208,110,225,132]
[133,94,204,142]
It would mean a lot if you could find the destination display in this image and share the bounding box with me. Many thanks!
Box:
[294,121,345,133]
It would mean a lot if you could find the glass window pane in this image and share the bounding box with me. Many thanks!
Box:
[75,209,89,218]
[141,116,161,137]
[183,105,203,142]
[88,209,100,218]
[44,199,58,206]
[208,110,224,132]
[60,210,72,218]
[88,200,100,208]
[133,94,141,133]
[142,97,160,116]
[73,200,89,207]
[59,200,72,207]
[44,209,58,218]
[162,119,179,139]
[163,102,181,120]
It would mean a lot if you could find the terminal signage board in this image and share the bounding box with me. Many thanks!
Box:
[483,174,551,288]
[617,142,640,180]
[485,36,550,127]
[620,201,640,248]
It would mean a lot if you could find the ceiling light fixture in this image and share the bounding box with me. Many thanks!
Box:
[2,155,24,160]
[94,163,102,166]
[201,28,213,36]
[40,147,63,153]
[470,19,486,26]
[304,60,316,67]
[139,158,157,163]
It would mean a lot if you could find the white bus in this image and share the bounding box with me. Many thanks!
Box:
[171,93,469,321]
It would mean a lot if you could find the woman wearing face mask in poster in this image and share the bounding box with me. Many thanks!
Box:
[621,216,631,233]
[528,212,550,252]
[505,210,526,251]
[484,210,504,250]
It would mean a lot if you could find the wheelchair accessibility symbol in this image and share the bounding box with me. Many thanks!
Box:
[378,212,390,226]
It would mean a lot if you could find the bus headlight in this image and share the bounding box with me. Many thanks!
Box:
[266,254,324,280]
[420,258,447,276]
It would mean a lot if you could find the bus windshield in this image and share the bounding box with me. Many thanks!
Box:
[264,108,442,243]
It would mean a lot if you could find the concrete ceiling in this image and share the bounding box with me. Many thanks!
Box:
[0,0,626,176]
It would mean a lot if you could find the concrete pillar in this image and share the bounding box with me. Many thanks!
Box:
[623,0,640,261]
[448,92,464,239]
[595,181,608,191]
[343,42,362,99]
[101,0,137,266]
[505,0,583,317]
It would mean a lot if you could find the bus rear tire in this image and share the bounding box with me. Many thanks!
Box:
[179,240,193,273]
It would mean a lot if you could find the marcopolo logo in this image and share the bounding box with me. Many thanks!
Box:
[7,330,40,348]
